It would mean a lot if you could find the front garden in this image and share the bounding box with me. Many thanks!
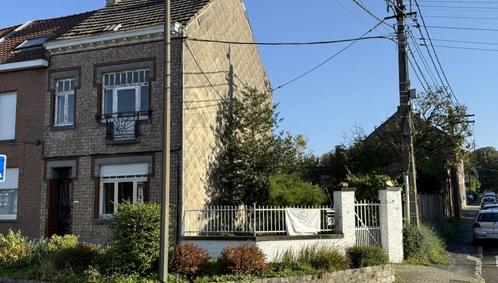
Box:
[0,202,390,283]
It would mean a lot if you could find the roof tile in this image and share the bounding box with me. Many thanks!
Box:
[60,0,211,39]
[0,12,94,65]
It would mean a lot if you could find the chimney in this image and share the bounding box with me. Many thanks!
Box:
[106,0,123,6]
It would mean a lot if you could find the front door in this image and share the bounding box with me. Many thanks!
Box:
[46,178,72,236]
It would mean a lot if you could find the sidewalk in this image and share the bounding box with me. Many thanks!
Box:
[394,263,484,283]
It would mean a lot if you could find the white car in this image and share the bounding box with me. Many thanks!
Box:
[481,196,497,209]
[473,209,498,242]
[481,203,498,211]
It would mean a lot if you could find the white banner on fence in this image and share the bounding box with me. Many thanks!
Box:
[285,208,321,236]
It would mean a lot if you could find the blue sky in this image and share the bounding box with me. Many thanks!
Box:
[2,0,496,155]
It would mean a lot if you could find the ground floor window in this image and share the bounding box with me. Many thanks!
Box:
[99,176,147,217]
[0,168,18,220]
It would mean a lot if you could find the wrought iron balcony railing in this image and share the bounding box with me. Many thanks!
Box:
[100,111,151,142]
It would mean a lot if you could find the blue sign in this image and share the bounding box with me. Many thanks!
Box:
[0,155,5,183]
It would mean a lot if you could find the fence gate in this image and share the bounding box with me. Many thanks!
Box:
[354,200,381,246]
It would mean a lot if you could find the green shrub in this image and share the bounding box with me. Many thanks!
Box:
[346,174,395,201]
[108,202,161,275]
[46,234,78,253]
[50,242,104,273]
[403,223,448,265]
[269,173,327,206]
[296,245,348,272]
[169,243,209,280]
[0,230,30,266]
[346,246,389,268]
[274,245,348,273]
[218,244,268,275]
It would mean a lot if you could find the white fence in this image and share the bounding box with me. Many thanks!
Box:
[355,200,381,247]
[183,205,335,236]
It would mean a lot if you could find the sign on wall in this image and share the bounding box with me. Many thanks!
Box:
[0,155,6,183]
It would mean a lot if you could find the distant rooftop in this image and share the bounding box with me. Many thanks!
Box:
[0,12,94,65]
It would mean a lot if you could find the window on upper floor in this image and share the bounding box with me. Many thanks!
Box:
[102,69,150,116]
[0,92,17,141]
[54,78,75,127]
[0,168,18,220]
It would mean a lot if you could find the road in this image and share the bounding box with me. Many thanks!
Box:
[452,206,498,283]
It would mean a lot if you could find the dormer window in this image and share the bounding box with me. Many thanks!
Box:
[15,35,50,50]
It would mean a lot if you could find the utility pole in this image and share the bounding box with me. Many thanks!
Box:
[395,0,420,226]
[159,0,171,281]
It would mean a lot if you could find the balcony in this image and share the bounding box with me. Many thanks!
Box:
[100,111,151,143]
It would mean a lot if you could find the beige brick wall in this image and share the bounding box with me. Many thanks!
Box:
[182,0,269,212]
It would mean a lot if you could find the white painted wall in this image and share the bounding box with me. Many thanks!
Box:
[379,188,404,263]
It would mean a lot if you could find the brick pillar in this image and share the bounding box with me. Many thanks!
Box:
[379,187,403,263]
[334,188,356,248]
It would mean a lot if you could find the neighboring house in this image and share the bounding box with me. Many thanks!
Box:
[366,110,466,219]
[42,0,268,243]
[0,13,93,238]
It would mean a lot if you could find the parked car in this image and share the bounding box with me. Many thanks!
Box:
[481,203,498,211]
[484,191,496,198]
[481,196,497,209]
[473,209,498,242]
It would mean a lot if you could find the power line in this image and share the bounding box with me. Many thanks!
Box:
[425,15,498,20]
[419,5,498,9]
[351,0,394,29]
[407,53,430,92]
[185,35,390,46]
[272,22,387,91]
[421,25,498,32]
[419,0,498,3]
[413,0,461,105]
[431,44,498,51]
[408,28,440,88]
[431,38,498,46]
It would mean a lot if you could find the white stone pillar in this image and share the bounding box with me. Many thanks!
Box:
[334,188,356,248]
[379,187,403,263]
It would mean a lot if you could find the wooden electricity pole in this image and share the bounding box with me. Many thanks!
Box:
[395,0,420,225]
[159,0,171,281]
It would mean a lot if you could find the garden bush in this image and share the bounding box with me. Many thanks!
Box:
[296,245,348,272]
[273,245,348,273]
[50,242,104,273]
[346,246,388,268]
[269,173,328,206]
[218,244,268,275]
[107,202,161,275]
[0,230,30,266]
[46,234,78,253]
[403,223,448,264]
[169,243,209,281]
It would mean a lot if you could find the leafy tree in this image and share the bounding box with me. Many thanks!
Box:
[208,87,312,205]
[472,147,498,192]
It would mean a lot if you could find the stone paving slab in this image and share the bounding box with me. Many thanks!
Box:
[393,264,484,283]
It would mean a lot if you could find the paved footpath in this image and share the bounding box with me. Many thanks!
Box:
[394,264,483,283]
[395,206,485,283]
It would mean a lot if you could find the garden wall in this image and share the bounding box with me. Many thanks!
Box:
[219,264,395,283]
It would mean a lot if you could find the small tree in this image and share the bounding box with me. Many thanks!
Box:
[208,87,312,205]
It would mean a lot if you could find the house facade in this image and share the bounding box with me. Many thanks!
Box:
[0,13,92,238]
[40,0,268,243]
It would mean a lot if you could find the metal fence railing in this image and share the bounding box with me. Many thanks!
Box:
[354,200,381,247]
[183,205,335,236]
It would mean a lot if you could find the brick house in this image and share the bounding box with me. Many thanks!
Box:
[0,13,93,238]
[42,0,268,243]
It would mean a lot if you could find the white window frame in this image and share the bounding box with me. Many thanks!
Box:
[54,78,75,127]
[0,92,17,141]
[101,69,149,117]
[0,168,18,220]
[99,175,147,218]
